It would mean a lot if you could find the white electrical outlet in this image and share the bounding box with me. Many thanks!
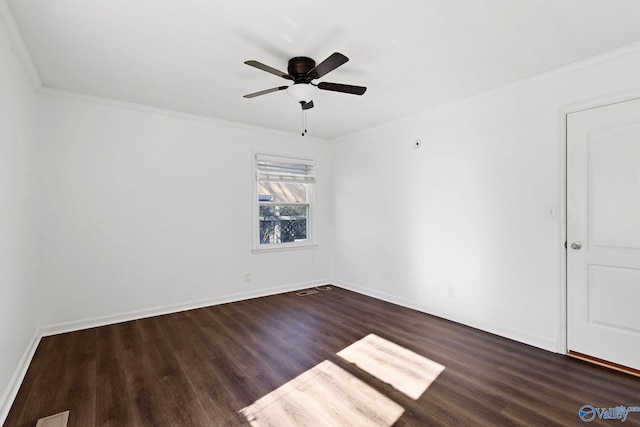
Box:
[447,285,455,298]
[244,273,251,282]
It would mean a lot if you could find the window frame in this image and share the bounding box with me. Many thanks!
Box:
[252,153,316,252]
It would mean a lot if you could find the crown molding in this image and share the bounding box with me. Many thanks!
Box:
[331,40,640,143]
[0,0,42,91]
[39,87,329,143]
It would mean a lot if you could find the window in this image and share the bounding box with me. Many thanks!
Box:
[254,154,315,249]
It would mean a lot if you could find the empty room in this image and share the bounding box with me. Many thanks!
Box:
[2,1,640,426]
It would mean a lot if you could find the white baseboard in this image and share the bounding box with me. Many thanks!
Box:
[332,279,558,353]
[0,330,41,425]
[2,280,329,425]
[40,279,328,336]
[3,277,556,425]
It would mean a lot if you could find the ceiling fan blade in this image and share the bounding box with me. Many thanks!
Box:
[301,100,314,110]
[243,86,289,98]
[307,52,348,79]
[317,82,367,95]
[244,60,293,80]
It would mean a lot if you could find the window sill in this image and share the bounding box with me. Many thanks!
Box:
[252,242,317,254]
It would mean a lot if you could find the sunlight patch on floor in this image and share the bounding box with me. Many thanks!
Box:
[337,333,445,399]
[239,360,404,427]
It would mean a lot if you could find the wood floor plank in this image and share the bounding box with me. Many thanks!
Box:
[5,287,640,427]
[95,324,131,427]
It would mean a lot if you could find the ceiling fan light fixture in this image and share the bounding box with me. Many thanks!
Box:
[286,83,318,103]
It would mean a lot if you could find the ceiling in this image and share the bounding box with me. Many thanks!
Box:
[7,0,640,140]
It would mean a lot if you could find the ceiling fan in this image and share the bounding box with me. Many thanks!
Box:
[243,52,367,111]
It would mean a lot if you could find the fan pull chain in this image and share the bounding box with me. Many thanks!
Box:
[301,108,308,136]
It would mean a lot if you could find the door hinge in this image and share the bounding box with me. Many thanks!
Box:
[564,241,567,249]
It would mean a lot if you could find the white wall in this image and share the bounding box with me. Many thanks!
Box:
[38,92,331,330]
[0,13,39,420]
[331,46,640,352]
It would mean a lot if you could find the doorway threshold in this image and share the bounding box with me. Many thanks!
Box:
[568,351,640,378]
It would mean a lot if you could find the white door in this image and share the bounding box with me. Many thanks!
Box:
[567,99,640,371]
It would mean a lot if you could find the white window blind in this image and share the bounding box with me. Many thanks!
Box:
[256,154,315,183]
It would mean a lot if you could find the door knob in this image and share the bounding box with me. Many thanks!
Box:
[570,242,582,250]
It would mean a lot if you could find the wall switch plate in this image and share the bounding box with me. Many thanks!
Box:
[545,204,558,219]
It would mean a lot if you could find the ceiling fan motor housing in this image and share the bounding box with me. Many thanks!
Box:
[288,57,316,82]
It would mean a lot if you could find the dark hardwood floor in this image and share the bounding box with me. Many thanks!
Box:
[4,286,640,426]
